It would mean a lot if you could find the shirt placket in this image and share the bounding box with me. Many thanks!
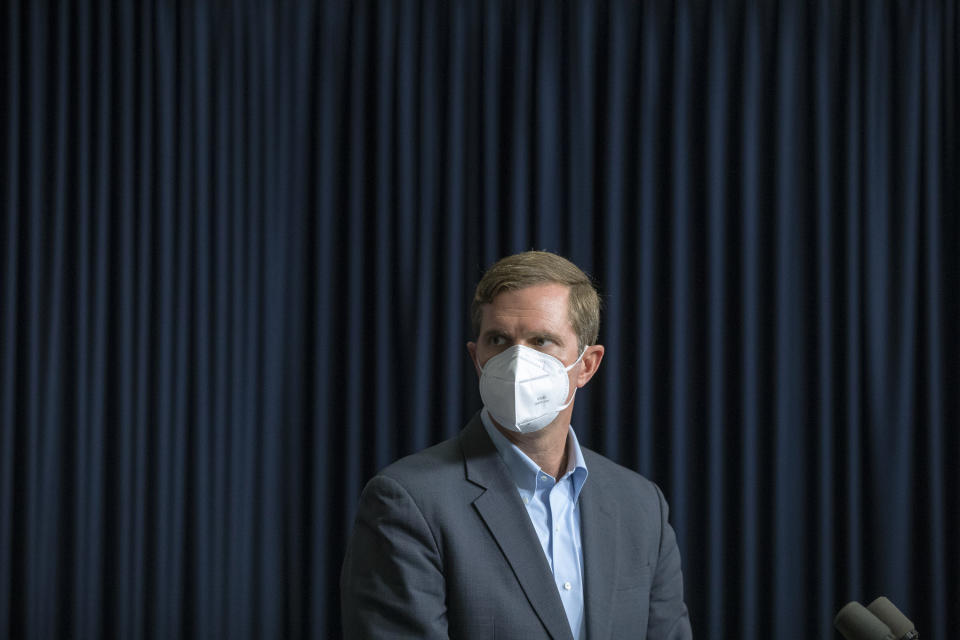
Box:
[537,471,556,569]
[550,480,575,594]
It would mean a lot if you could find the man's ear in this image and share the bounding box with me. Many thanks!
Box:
[575,344,604,387]
[466,342,481,376]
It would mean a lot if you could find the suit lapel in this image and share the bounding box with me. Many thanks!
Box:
[579,461,619,640]
[460,417,574,640]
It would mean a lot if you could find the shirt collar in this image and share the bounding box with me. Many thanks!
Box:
[480,408,589,499]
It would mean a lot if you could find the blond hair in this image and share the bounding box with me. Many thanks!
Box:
[471,251,601,352]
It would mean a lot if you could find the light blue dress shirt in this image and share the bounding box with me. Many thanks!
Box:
[480,408,589,639]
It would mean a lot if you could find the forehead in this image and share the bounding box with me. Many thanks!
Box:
[478,283,574,335]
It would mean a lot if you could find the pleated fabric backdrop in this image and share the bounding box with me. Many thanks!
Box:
[2,1,958,638]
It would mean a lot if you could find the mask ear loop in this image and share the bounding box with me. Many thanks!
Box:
[556,347,588,410]
[472,352,483,374]
[563,347,587,372]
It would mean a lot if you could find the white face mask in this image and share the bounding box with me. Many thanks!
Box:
[478,345,585,433]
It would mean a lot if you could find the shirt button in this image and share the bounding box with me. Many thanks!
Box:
[541,475,549,482]
[522,497,529,504]
[563,582,572,591]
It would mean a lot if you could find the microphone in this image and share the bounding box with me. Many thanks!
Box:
[834,601,896,640]
[867,597,919,639]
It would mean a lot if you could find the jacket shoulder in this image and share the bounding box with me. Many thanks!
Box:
[581,447,665,504]
[373,433,465,495]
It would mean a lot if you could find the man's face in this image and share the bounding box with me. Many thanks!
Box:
[469,283,581,369]
[466,282,605,431]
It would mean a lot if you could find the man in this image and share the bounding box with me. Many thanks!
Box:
[341,251,692,639]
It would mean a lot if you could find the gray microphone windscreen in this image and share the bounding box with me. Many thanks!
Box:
[867,597,917,638]
[834,601,896,640]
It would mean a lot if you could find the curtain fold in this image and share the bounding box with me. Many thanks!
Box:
[2,1,958,638]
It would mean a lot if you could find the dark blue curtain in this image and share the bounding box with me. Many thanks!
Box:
[2,1,958,638]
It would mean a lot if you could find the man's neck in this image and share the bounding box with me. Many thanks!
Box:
[493,417,571,480]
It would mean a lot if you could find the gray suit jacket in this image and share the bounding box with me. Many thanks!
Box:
[341,415,692,639]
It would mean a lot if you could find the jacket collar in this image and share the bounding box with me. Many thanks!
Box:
[578,453,618,640]
[460,415,575,640]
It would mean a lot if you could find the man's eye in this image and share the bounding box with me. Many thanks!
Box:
[533,337,552,347]
[489,335,505,345]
